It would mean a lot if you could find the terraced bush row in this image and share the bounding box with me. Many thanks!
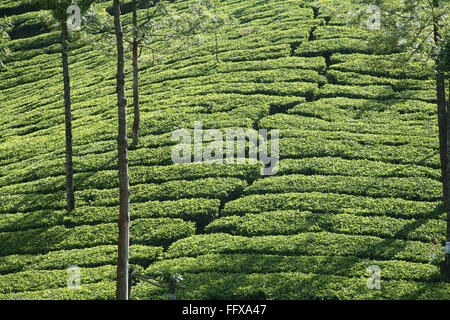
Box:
[234,2,314,23]
[278,157,440,180]
[313,25,371,39]
[0,218,195,256]
[397,89,436,103]
[5,271,448,300]
[148,69,327,95]
[1,43,292,114]
[0,46,92,78]
[228,26,312,47]
[0,198,220,233]
[245,174,441,201]
[164,232,444,264]
[146,81,319,101]
[0,177,247,214]
[287,98,435,122]
[327,69,435,90]
[0,163,260,195]
[6,85,300,143]
[205,211,445,242]
[330,53,434,79]
[141,57,327,85]
[145,253,443,282]
[277,128,438,149]
[0,102,249,158]
[269,136,439,168]
[132,271,450,300]
[137,42,290,79]
[0,141,262,187]
[318,84,396,100]
[138,93,303,114]
[0,281,115,300]
[0,245,162,275]
[294,38,372,56]
[261,114,437,138]
[155,43,293,71]
[222,192,443,219]
[0,65,60,90]
[290,97,434,115]
[0,93,302,153]
[0,0,38,16]
[5,31,60,55]
[0,265,115,294]
[0,109,260,162]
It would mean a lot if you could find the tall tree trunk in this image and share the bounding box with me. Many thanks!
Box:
[432,0,450,278]
[431,0,447,210]
[113,0,131,300]
[443,74,450,278]
[131,0,140,145]
[61,22,75,212]
[442,71,450,278]
[438,74,448,209]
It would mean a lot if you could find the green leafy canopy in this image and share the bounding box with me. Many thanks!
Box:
[317,0,449,68]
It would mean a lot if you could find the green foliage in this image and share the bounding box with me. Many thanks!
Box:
[0,198,220,232]
[294,38,373,56]
[0,265,115,293]
[205,210,445,242]
[330,53,434,79]
[0,16,13,68]
[164,232,444,263]
[145,253,443,281]
[438,33,450,75]
[278,157,440,180]
[133,271,450,300]
[0,0,447,300]
[23,0,94,22]
[0,245,162,274]
[318,83,396,100]
[0,281,115,300]
[0,218,195,255]
[222,192,443,219]
[244,174,441,201]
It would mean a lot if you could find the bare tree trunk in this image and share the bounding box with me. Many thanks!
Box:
[113,0,131,300]
[438,75,448,209]
[443,74,450,278]
[61,22,75,212]
[432,0,447,210]
[131,0,140,145]
[431,0,450,278]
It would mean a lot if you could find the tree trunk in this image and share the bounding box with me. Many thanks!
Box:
[438,74,448,209]
[432,0,450,279]
[131,0,140,145]
[431,0,447,210]
[61,22,75,212]
[113,0,131,300]
[443,74,450,278]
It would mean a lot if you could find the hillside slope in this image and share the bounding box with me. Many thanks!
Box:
[0,0,448,299]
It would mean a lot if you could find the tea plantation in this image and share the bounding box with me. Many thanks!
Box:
[0,0,448,299]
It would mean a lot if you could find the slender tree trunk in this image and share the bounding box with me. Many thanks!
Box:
[61,22,75,212]
[431,0,447,210]
[432,0,450,278]
[131,0,140,145]
[438,74,448,209]
[113,0,131,300]
[444,74,450,278]
[434,0,447,210]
